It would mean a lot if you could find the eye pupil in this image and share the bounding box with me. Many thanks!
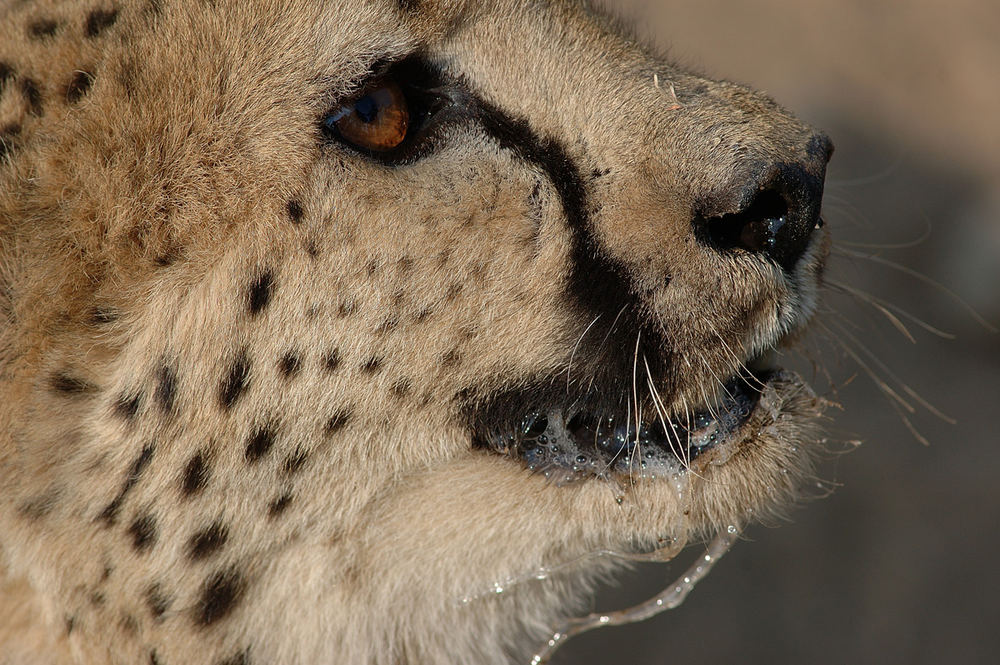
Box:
[355,96,378,123]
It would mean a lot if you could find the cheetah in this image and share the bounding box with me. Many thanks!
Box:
[0,1,834,663]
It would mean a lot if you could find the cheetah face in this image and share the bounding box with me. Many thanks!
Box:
[1,1,832,663]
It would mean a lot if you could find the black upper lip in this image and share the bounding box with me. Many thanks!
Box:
[470,368,773,482]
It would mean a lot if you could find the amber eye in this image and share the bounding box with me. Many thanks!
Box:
[325,78,409,152]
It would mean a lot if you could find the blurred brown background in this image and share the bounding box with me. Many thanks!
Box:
[557,2,1000,664]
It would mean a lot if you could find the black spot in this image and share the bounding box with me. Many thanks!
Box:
[50,372,97,395]
[181,452,209,496]
[188,522,229,560]
[98,444,154,524]
[116,60,138,99]
[89,591,106,606]
[470,262,488,283]
[268,493,292,517]
[146,584,171,620]
[97,494,125,524]
[128,514,158,552]
[0,63,14,97]
[286,200,303,223]
[219,353,250,410]
[113,391,143,421]
[154,250,179,267]
[412,307,432,324]
[445,282,463,301]
[360,357,383,374]
[154,364,178,415]
[324,409,352,436]
[365,259,380,276]
[21,78,43,116]
[397,0,421,12]
[374,316,398,336]
[18,492,58,520]
[91,307,118,324]
[440,348,462,367]
[66,70,94,103]
[65,615,76,635]
[218,650,249,665]
[144,0,165,19]
[395,255,415,275]
[435,249,451,267]
[305,239,319,258]
[247,271,274,316]
[195,568,245,626]
[85,8,119,38]
[0,124,19,161]
[28,18,60,39]
[120,614,139,635]
[278,352,301,378]
[150,650,163,665]
[390,378,412,398]
[244,424,276,463]
[337,300,357,317]
[322,349,340,372]
[283,450,308,475]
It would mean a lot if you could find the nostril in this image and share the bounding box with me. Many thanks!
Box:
[694,161,826,272]
[712,188,789,256]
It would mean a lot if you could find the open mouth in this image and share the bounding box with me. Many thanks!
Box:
[472,367,777,483]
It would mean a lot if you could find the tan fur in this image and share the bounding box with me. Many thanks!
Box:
[0,1,831,663]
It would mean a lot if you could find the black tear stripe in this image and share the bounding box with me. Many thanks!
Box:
[465,98,651,358]
[450,81,664,385]
[323,57,660,385]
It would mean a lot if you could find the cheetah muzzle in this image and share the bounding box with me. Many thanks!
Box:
[468,153,830,484]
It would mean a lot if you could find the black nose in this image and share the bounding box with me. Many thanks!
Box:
[695,134,832,272]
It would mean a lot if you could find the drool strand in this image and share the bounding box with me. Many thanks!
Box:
[529,527,741,665]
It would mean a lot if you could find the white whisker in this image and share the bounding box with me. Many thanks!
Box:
[566,314,603,392]
[832,247,997,333]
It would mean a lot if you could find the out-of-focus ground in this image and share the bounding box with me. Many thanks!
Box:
[557,2,1000,664]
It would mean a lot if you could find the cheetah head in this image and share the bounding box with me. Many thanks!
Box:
[0,1,831,663]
